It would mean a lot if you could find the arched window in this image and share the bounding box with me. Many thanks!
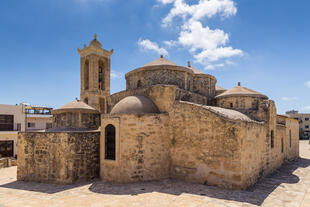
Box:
[105,124,116,160]
[84,98,88,104]
[99,60,105,90]
[271,130,274,148]
[84,60,89,90]
[281,137,284,153]
[137,80,142,88]
[230,103,233,108]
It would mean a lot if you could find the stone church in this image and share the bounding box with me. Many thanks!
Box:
[17,35,299,189]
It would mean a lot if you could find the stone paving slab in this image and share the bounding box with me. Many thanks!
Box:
[0,141,309,207]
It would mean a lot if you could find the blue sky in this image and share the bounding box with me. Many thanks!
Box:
[0,0,309,114]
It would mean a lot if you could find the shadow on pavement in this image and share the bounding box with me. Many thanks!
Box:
[0,180,93,194]
[0,157,309,205]
[89,157,310,206]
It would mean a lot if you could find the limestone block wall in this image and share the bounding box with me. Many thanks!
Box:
[17,131,100,184]
[106,85,209,114]
[216,96,268,112]
[100,114,170,183]
[107,85,176,113]
[240,122,267,187]
[175,88,208,105]
[192,75,216,98]
[169,102,264,189]
[125,66,190,91]
[285,118,299,159]
[217,97,274,122]
[53,112,100,129]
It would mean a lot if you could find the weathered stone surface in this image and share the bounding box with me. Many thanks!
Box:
[17,131,100,184]
[52,112,100,130]
[100,114,170,183]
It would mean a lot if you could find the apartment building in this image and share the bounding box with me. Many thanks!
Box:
[0,103,53,157]
[286,110,310,139]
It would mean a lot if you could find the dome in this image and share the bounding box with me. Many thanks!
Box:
[216,85,226,91]
[89,34,102,48]
[52,99,99,114]
[143,55,177,67]
[216,83,268,99]
[110,96,159,114]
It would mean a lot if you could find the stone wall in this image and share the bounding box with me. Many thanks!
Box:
[107,85,209,114]
[216,96,275,122]
[17,131,100,184]
[126,66,190,91]
[285,118,300,159]
[125,66,217,101]
[100,114,170,183]
[192,75,216,98]
[240,122,267,187]
[53,112,100,130]
[217,96,264,110]
[169,101,265,189]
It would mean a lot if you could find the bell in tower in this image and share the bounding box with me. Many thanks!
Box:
[78,34,113,113]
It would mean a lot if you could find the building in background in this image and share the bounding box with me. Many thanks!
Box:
[0,103,52,157]
[286,110,310,140]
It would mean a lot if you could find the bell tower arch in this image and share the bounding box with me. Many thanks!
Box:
[78,34,113,113]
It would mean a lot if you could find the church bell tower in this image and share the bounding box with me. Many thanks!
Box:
[78,34,113,113]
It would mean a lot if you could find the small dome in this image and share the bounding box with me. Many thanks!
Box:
[216,85,226,91]
[52,99,99,114]
[111,96,159,114]
[89,34,102,48]
[188,67,204,74]
[216,84,268,99]
[143,56,177,67]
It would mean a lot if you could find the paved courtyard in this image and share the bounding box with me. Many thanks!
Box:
[0,141,309,207]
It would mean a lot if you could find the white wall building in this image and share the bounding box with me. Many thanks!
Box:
[0,103,53,157]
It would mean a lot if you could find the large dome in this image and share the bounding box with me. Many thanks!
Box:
[143,55,177,67]
[110,96,159,114]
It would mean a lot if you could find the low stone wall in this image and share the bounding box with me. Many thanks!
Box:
[17,131,100,184]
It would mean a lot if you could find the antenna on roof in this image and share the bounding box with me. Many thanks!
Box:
[238,82,241,86]
[187,61,191,67]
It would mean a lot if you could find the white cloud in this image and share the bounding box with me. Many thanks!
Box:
[140,0,241,70]
[138,39,168,55]
[303,106,310,111]
[158,0,175,4]
[305,81,310,88]
[110,70,122,79]
[179,20,243,69]
[163,40,178,47]
[179,21,229,52]
[205,63,225,70]
[162,0,237,26]
[281,97,298,101]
